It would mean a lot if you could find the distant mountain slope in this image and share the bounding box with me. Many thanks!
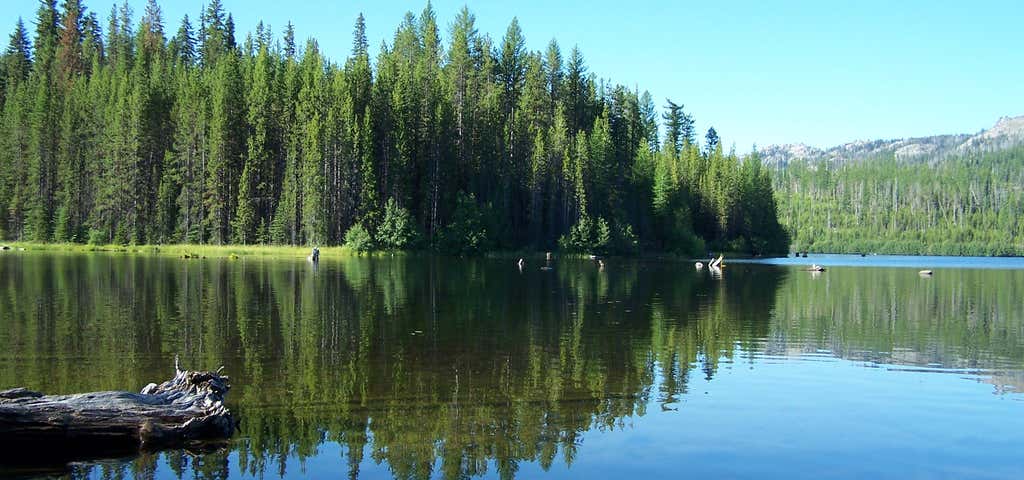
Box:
[760,115,1024,167]
[767,115,1024,256]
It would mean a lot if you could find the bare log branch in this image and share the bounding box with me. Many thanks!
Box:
[0,363,236,460]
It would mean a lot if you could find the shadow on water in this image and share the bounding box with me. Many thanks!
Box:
[0,253,1021,478]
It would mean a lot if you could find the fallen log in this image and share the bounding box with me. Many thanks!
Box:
[0,360,236,462]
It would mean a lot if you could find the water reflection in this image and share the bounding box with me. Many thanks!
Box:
[0,254,1021,478]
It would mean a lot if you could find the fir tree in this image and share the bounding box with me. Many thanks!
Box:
[204,51,243,244]
[704,127,719,157]
[282,21,295,59]
[565,46,588,135]
[56,0,85,83]
[26,0,60,241]
[351,13,367,57]
[200,0,227,65]
[169,15,195,65]
[1,19,32,104]
[297,39,325,245]
[234,45,273,244]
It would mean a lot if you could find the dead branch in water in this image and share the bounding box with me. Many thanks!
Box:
[0,358,236,461]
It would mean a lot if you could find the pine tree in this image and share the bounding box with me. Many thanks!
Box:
[233,45,273,244]
[168,66,207,243]
[589,108,614,219]
[351,13,367,58]
[169,15,195,65]
[497,17,526,154]
[252,20,271,52]
[638,91,658,152]
[661,99,693,156]
[130,0,171,243]
[357,112,379,232]
[204,51,244,244]
[528,128,547,243]
[56,0,85,83]
[109,1,135,65]
[0,41,32,238]
[54,78,91,242]
[564,46,589,136]
[447,6,478,186]
[200,0,228,66]
[270,44,301,244]
[80,11,103,68]
[297,40,326,245]
[520,52,550,237]
[91,64,137,244]
[571,132,589,221]
[224,14,236,50]
[1,19,31,108]
[140,0,164,53]
[26,0,60,241]
[282,21,295,59]
[704,127,719,158]
[549,109,570,240]
[346,15,376,235]
[544,40,562,123]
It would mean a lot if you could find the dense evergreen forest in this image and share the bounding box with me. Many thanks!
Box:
[0,0,789,255]
[774,146,1024,256]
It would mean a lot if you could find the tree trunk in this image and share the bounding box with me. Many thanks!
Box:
[0,361,236,462]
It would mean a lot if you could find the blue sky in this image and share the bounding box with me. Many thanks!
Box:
[3,0,1022,150]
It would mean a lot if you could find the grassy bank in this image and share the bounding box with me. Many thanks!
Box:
[0,242,365,259]
[0,242,776,262]
[0,242,617,260]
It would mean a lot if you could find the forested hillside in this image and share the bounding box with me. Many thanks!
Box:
[773,145,1024,256]
[0,0,789,255]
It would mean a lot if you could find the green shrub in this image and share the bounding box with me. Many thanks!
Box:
[614,223,639,254]
[344,223,375,252]
[376,198,418,250]
[560,216,617,254]
[88,228,109,246]
[559,215,592,253]
[438,192,490,255]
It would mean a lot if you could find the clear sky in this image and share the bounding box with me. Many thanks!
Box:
[3,0,1022,150]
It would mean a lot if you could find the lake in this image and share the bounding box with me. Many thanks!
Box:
[1,252,1022,479]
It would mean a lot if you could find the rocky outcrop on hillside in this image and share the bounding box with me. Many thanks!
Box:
[760,115,1024,167]
[958,115,1024,151]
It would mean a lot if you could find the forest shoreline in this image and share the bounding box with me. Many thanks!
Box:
[5,241,1019,260]
[0,241,781,261]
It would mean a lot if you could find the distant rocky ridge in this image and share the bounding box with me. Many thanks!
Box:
[760,115,1024,167]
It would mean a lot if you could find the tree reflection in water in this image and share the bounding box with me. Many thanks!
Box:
[0,254,1021,479]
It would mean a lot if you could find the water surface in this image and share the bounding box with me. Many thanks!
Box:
[0,252,1022,479]
[738,253,1024,269]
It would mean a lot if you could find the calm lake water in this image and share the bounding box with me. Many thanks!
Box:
[1,252,1022,479]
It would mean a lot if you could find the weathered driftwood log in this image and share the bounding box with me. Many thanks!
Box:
[0,361,236,460]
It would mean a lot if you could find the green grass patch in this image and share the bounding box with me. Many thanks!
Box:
[0,242,370,259]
